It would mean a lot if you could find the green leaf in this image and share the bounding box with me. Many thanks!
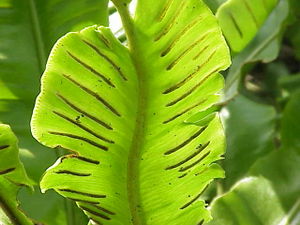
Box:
[250,92,300,213]
[0,0,109,182]
[207,177,288,225]
[221,95,276,189]
[31,0,231,224]
[203,0,227,13]
[0,124,33,225]
[247,93,300,223]
[250,148,300,214]
[281,91,300,152]
[287,21,300,60]
[0,0,109,224]
[286,0,300,60]
[216,0,278,52]
[279,73,300,95]
[224,0,289,100]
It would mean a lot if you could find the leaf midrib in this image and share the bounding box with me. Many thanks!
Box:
[113,2,148,224]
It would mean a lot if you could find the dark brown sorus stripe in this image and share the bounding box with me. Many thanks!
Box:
[76,156,100,164]
[157,0,174,22]
[55,170,91,177]
[194,48,217,66]
[0,167,15,175]
[242,0,259,27]
[194,167,209,177]
[164,126,207,155]
[97,32,111,49]
[68,198,99,204]
[166,68,219,107]
[178,173,187,178]
[57,148,100,165]
[90,218,104,225]
[163,99,207,124]
[165,142,210,170]
[61,154,100,165]
[228,11,243,38]
[165,33,209,70]
[163,51,218,94]
[80,39,127,81]
[156,14,202,44]
[92,204,116,215]
[58,188,106,198]
[193,45,210,60]
[62,74,121,117]
[48,131,108,151]
[154,1,186,41]
[163,65,202,94]
[179,151,210,172]
[52,110,114,144]
[160,26,212,58]
[80,206,110,220]
[56,93,113,130]
[55,145,76,154]
[161,16,206,57]
[66,51,115,88]
[180,186,208,209]
[198,219,204,225]
[0,145,9,150]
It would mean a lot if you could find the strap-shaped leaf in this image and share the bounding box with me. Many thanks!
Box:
[216,0,278,52]
[32,0,231,224]
[207,177,287,225]
[0,124,32,225]
[224,0,289,101]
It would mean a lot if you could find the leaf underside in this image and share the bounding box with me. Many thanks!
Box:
[217,0,278,52]
[31,0,231,224]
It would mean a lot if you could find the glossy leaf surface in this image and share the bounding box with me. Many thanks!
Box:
[207,177,287,225]
[221,95,276,189]
[250,92,300,213]
[216,0,278,52]
[0,124,32,225]
[224,0,289,100]
[251,148,300,213]
[281,91,300,152]
[32,0,231,224]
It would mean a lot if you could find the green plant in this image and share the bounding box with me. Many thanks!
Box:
[216,0,278,52]
[0,0,109,223]
[0,0,300,224]
[31,0,231,224]
[0,124,32,225]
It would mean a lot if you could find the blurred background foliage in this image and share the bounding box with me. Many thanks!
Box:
[0,0,109,224]
[0,0,299,224]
